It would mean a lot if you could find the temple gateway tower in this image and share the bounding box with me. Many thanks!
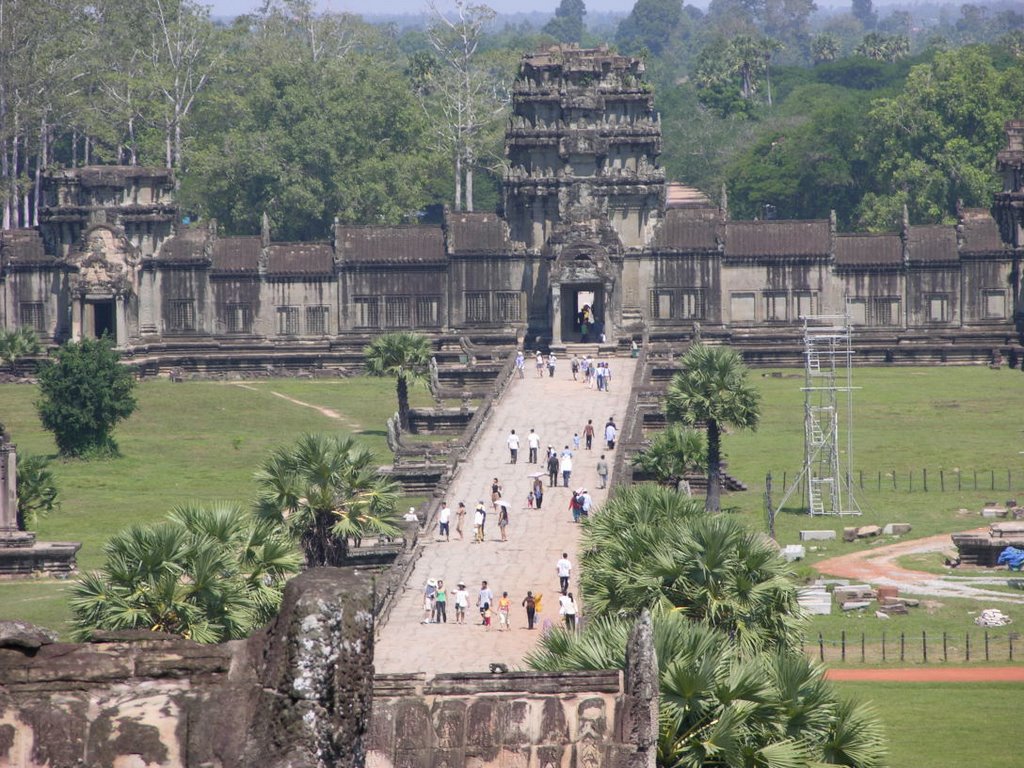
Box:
[504,46,664,344]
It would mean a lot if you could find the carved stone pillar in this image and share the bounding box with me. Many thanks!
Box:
[70,295,82,342]
[115,294,127,347]
[551,284,562,345]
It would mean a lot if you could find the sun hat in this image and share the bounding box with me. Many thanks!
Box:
[427,578,437,587]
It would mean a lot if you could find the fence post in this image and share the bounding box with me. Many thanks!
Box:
[1011,633,1014,661]
[892,470,897,491]
[940,470,945,492]
[985,630,990,661]
[966,632,971,662]
[974,469,978,489]
[861,632,865,663]
[991,470,995,491]
[878,471,881,491]
[943,631,948,662]
[818,632,824,662]
[859,470,863,489]
[900,632,905,662]
[958,471,962,491]
[909,470,913,493]
[841,630,846,662]
[924,468,928,492]
[922,630,927,663]
[882,631,886,662]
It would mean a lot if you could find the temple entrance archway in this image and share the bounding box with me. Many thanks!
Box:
[560,283,603,342]
[88,299,116,341]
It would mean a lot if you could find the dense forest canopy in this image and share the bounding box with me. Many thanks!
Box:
[1,0,1022,240]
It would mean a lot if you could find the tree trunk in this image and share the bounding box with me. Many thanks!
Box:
[397,375,411,432]
[705,419,722,513]
[465,146,474,212]
[454,152,462,212]
[302,509,348,567]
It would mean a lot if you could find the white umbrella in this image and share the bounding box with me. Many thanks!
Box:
[527,471,546,478]
[497,499,511,508]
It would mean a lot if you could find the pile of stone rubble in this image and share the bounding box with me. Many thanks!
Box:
[974,608,1013,627]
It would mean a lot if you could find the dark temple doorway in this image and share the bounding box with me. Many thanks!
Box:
[560,284,603,342]
[90,300,116,341]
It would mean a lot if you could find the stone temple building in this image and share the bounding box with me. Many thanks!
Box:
[1,46,1022,364]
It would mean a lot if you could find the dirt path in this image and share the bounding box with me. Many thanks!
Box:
[813,528,1024,604]
[827,667,1024,682]
[230,382,362,429]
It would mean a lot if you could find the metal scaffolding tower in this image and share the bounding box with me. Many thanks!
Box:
[776,314,861,517]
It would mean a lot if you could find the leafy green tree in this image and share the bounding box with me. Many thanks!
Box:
[15,454,60,531]
[0,327,42,368]
[181,13,440,239]
[69,502,300,642]
[855,47,1024,229]
[36,337,138,458]
[853,32,909,62]
[255,433,400,567]
[851,0,877,31]
[631,423,706,490]
[616,0,683,55]
[811,32,840,63]
[527,613,886,768]
[579,485,801,653]
[543,0,587,43]
[365,332,433,432]
[666,344,761,513]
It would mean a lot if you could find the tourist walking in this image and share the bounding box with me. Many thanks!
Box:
[456,502,466,539]
[473,502,486,542]
[522,590,537,629]
[535,351,544,378]
[559,592,578,630]
[583,419,594,450]
[547,352,557,378]
[595,362,605,391]
[527,428,540,463]
[498,592,511,631]
[422,579,437,624]
[507,430,519,464]
[515,351,525,379]
[605,418,617,450]
[434,579,448,624]
[559,450,573,487]
[478,580,494,624]
[453,581,469,624]
[547,451,559,487]
[571,355,579,381]
[556,553,572,593]
[437,501,451,541]
[498,502,510,541]
[491,478,503,511]
[596,455,609,489]
[533,477,545,509]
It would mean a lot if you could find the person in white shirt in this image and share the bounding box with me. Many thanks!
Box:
[527,429,541,463]
[556,553,572,593]
[605,419,617,450]
[558,592,577,630]
[437,502,451,541]
[559,451,573,487]
[453,581,469,624]
[507,429,520,464]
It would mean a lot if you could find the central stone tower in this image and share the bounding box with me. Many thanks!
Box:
[504,46,665,344]
[503,45,665,251]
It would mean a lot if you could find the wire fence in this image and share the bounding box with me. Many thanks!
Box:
[805,629,1021,664]
[770,468,1024,496]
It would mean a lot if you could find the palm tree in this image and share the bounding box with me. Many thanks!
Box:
[364,332,433,432]
[68,502,300,642]
[631,423,706,492]
[0,327,41,368]
[526,613,887,768]
[811,33,840,64]
[580,484,802,653]
[666,344,761,513]
[15,453,60,531]
[254,433,400,567]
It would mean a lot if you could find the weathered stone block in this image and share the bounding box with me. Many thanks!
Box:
[799,530,836,541]
[396,699,433,751]
[843,527,858,543]
[882,523,912,535]
[856,525,881,538]
[538,698,569,744]
[434,699,468,749]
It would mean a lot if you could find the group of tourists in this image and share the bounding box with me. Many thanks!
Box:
[512,350,617,392]
[418,553,578,631]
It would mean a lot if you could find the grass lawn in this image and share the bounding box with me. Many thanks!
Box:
[0,376,434,634]
[833,681,1022,768]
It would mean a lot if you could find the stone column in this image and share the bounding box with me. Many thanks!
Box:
[70,295,82,342]
[551,283,562,345]
[621,610,658,768]
[115,295,127,347]
[0,434,16,532]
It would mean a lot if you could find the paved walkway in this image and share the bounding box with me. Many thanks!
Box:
[374,356,637,675]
